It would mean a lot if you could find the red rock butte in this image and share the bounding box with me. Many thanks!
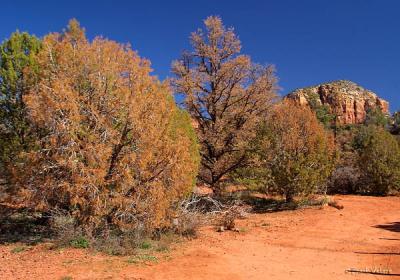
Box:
[286,80,389,125]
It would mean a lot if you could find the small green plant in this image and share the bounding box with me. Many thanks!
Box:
[139,240,152,250]
[70,236,90,249]
[60,276,73,280]
[11,246,28,253]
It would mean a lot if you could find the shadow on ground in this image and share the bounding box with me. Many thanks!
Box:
[373,222,400,233]
[0,205,51,245]
[219,190,321,214]
[241,196,299,213]
[354,251,400,255]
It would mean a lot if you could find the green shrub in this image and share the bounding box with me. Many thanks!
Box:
[139,240,152,250]
[70,236,90,249]
[236,101,336,201]
[364,108,389,127]
[307,92,336,128]
[354,126,400,195]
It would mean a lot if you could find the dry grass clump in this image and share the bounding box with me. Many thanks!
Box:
[327,198,344,210]
[303,195,344,210]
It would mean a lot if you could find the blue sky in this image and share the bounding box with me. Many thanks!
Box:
[1,0,399,110]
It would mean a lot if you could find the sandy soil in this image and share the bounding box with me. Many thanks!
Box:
[0,195,399,280]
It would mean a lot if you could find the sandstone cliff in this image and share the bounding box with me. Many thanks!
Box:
[286,80,389,125]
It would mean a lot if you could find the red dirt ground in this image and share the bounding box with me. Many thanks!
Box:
[1,195,399,280]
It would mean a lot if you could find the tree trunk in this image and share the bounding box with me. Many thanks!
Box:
[285,191,294,203]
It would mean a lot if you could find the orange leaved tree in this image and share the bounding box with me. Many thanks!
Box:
[16,20,199,234]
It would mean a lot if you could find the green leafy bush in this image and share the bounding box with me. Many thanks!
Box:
[237,101,336,201]
[354,126,400,195]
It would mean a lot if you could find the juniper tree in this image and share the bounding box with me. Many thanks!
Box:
[0,31,41,191]
[172,16,277,192]
[237,101,336,202]
[14,20,199,233]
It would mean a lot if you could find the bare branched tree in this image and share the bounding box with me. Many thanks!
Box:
[172,16,277,192]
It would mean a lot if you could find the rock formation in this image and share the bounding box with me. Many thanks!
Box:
[286,80,389,125]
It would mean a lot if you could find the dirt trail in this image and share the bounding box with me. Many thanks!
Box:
[1,195,399,280]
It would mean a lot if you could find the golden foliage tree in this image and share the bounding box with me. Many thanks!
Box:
[14,20,199,233]
[237,101,336,201]
[172,16,277,192]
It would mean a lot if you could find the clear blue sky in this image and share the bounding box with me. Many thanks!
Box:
[1,0,399,111]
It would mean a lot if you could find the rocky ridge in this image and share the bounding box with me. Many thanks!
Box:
[286,80,389,125]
